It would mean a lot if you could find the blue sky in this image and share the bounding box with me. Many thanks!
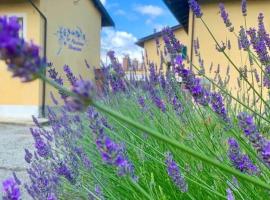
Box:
[100,0,178,62]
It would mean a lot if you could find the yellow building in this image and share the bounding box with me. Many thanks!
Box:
[0,0,114,119]
[138,0,270,102]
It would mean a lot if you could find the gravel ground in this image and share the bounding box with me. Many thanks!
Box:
[0,124,34,199]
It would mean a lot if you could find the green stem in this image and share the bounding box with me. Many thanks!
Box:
[92,101,270,190]
[131,179,153,200]
[37,73,77,98]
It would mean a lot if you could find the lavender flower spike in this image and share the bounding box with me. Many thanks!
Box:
[2,178,21,200]
[238,26,250,50]
[63,65,77,86]
[24,148,33,163]
[0,16,45,82]
[238,113,270,168]
[219,3,234,32]
[165,152,188,192]
[210,92,230,123]
[226,188,235,200]
[96,133,137,180]
[188,0,203,18]
[66,79,93,112]
[228,138,258,175]
[242,0,247,16]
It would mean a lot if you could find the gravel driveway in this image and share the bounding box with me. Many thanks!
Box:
[0,124,34,199]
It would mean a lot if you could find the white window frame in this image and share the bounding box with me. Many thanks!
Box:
[1,13,27,39]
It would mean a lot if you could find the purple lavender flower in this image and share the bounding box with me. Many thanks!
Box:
[25,162,59,199]
[148,86,166,112]
[35,138,51,158]
[149,63,159,86]
[242,0,247,16]
[163,27,184,54]
[154,96,166,112]
[88,185,104,200]
[55,162,75,183]
[165,152,188,192]
[238,26,250,50]
[180,68,210,106]
[88,108,137,180]
[31,128,51,158]
[172,96,183,114]
[219,3,234,32]
[264,66,270,88]
[63,65,78,86]
[247,28,269,66]
[96,133,137,179]
[2,178,21,200]
[238,113,270,168]
[48,67,63,86]
[50,91,59,105]
[65,79,93,112]
[256,14,270,88]
[24,148,33,163]
[0,16,45,82]
[162,30,175,62]
[210,92,230,123]
[107,51,126,93]
[48,65,68,99]
[138,96,146,108]
[162,31,230,123]
[226,188,235,200]
[228,138,258,175]
[47,194,58,200]
[12,173,21,186]
[159,73,166,90]
[162,27,186,63]
[74,147,92,170]
[188,0,203,18]
[258,13,270,50]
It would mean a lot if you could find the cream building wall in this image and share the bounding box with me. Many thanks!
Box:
[189,0,270,105]
[0,1,42,118]
[39,0,102,106]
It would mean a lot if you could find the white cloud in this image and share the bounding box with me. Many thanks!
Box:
[100,0,106,5]
[101,28,143,64]
[134,5,164,18]
[114,9,126,16]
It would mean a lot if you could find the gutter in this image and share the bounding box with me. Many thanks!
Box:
[27,0,47,117]
[189,11,195,70]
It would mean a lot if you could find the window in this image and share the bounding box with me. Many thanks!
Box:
[4,14,27,39]
[17,17,24,38]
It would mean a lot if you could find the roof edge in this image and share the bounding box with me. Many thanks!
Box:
[136,24,183,48]
[92,0,115,27]
[162,0,189,33]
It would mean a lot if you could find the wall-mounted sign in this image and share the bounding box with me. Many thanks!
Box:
[55,26,87,55]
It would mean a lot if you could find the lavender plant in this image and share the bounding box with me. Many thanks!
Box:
[1,1,270,199]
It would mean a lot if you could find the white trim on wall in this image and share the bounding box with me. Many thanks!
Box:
[0,105,39,119]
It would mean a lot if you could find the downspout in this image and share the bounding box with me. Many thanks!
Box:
[189,11,195,70]
[28,0,47,117]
